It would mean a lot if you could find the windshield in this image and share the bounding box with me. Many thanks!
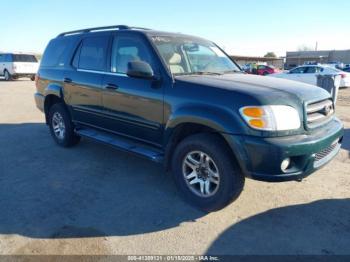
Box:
[151,36,240,75]
[13,54,38,63]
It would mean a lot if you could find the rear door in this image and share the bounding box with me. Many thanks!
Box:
[63,34,111,126]
[101,32,164,146]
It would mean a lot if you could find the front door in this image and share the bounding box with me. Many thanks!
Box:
[101,33,164,146]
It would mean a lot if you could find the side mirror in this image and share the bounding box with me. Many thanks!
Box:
[127,61,154,79]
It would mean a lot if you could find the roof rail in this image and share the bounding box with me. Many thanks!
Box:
[57,25,151,37]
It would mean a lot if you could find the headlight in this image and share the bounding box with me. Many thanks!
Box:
[239,105,301,131]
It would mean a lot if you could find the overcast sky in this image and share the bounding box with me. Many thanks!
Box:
[1,0,349,56]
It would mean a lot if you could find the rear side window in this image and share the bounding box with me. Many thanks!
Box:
[41,37,77,68]
[78,36,109,71]
[12,54,37,62]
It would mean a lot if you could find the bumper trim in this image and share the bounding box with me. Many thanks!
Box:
[34,93,45,112]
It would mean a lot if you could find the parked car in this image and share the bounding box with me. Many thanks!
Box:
[0,53,39,81]
[270,65,350,88]
[326,62,344,70]
[34,25,344,212]
[255,64,280,75]
[343,66,350,73]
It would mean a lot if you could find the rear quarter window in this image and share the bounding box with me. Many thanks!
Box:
[41,37,77,68]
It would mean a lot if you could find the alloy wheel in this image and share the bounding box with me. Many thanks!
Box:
[52,112,66,140]
[182,151,220,198]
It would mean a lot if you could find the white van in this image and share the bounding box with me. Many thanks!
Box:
[0,53,39,81]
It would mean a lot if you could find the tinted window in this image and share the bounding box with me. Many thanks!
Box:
[305,67,316,73]
[0,54,3,62]
[12,54,37,62]
[111,36,152,74]
[41,38,77,67]
[79,36,109,71]
[290,67,307,74]
[3,54,13,62]
[305,66,323,73]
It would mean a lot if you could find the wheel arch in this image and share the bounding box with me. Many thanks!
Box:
[43,84,66,124]
[164,121,242,173]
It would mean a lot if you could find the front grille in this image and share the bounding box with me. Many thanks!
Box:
[306,99,334,128]
[314,141,339,163]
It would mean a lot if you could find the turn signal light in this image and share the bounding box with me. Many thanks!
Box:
[249,119,266,128]
[242,107,264,118]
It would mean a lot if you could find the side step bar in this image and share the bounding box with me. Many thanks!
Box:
[75,127,164,163]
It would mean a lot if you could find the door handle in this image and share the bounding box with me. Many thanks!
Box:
[63,77,72,83]
[104,83,119,90]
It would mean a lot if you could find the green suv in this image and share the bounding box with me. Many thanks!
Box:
[34,25,344,211]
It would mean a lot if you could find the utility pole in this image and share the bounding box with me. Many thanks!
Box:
[315,41,318,51]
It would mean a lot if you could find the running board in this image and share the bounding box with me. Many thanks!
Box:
[75,127,164,163]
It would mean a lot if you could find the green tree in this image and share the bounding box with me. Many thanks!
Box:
[264,52,277,58]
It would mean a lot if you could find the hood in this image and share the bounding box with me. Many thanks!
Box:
[175,73,331,103]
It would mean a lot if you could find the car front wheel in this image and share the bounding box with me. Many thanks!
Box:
[171,133,245,212]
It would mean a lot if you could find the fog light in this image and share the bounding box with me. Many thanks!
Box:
[281,158,291,172]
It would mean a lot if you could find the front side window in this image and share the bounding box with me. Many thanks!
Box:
[79,36,109,71]
[151,36,240,75]
[257,65,266,70]
[305,66,317,74]
[111,35,153,74]
[290,67,307,74]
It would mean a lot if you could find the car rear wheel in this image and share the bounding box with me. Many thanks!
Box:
[48,103,80,147]
[4,70,12,81]
[171,133,245,212]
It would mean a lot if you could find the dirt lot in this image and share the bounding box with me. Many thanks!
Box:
[0,80,349,255]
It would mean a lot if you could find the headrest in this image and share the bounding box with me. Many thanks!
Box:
[169,53,182,64]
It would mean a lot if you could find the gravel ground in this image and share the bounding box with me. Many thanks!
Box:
[0,80,349,255]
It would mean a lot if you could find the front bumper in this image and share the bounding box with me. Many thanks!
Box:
[224,117,344,182]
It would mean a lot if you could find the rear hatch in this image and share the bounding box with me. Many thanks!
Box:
[12,54,39,74]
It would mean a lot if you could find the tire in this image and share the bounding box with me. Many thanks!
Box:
[48,103,80,147]
[171,133,245,212]
[30,75,35,81]
[263,71,269,76]
[4,70,12,81]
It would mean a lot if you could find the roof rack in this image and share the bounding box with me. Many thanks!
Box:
[57,25,151,37]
